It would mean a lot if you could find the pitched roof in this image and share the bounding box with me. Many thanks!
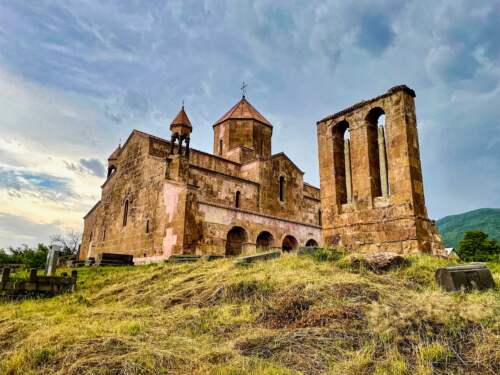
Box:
[108,145,122,160]
[170,106,192,129]
[214,96,272,127]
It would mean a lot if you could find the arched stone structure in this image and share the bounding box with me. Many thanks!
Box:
[282,235,298,252]
[225,226,248,256]
[256,231,274,251]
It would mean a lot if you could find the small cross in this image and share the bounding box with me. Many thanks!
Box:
[241,81,248,98]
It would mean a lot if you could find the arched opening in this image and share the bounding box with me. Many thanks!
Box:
[225,226,247,256]
[282,235,298,252]
[145,219,150,233]
[123,200,129,227]
[366,107,388,197]
[332,120,351,205]
[256,231,274,251]
[235,191,241,208]
[219,139,223,155]
[279,176,285,202]
[107,165,117,178]
[318,209,322,226]
[305,239,318,247]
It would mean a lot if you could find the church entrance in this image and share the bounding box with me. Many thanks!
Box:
[225,226,247,256]
[256,231,274,251]
[282,235,298,252]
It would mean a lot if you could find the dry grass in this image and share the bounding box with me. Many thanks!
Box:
[0,253,499,374]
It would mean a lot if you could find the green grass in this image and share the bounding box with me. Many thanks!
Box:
[0,253,499,374]
[437,208,500,248]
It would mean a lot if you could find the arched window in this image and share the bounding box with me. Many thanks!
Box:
[235,191,241,208]
[279,176,285,202]
[219,139,223,155]
[318,209,322,226]
[366,107,388,197]
[102,227,106,241]
[332,120,351,205]
[145,219,150,233]
[123,200,129,227]
[89,231,93,241]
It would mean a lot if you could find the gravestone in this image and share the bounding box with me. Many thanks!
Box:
[435,263,495,292]
[46,245,63,276]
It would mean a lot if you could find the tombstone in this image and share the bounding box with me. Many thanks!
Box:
[45,245,63,276]
[435,263,495,292]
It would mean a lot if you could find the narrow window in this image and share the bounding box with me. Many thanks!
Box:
[279,176,285,202]
[318,209,322,226]
[102,227,106,241]
[235,191,241,208]
[89,231,93,241]
[145,219,150,233]
[219,139,223,155]
[123,200,129,227]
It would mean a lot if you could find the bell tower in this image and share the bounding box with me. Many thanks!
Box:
[169,105,192,157]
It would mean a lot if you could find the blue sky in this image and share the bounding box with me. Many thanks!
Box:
[0,0,499,248]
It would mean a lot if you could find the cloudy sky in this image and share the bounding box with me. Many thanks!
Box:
[0,0,499,248]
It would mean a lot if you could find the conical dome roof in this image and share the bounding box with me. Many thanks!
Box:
[214,96,272,127]
[170,106,192,130]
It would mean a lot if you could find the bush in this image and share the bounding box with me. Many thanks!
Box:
[457,230,500,262]
[0,244,49,268]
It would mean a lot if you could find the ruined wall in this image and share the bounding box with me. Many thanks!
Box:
[317,85,444,255]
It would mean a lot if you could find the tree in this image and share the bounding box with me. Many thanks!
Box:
[49,231,81,255]
[457,230,500,262]
[0,244,49,268]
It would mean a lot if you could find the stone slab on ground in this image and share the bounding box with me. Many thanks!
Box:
[167,254,201,263]
[297,246,319,256]
[436,263,495,292]
[235,250,281,266]
[96,253,134,266]
[350,252,409,272]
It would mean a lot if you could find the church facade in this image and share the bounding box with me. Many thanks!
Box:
[80,96,322,263]
[80,85,444,263]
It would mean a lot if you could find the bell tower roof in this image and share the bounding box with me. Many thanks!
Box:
[170,106,192,131]
[213,97,272,127]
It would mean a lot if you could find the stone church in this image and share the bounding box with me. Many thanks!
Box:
[80,85,444,263]
[80,94,322,263]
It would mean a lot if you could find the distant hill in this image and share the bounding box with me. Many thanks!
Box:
[437,208,500,248]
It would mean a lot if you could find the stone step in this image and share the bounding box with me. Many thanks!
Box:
[235,250,281,266]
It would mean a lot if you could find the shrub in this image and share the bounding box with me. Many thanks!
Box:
[457,230,500,262]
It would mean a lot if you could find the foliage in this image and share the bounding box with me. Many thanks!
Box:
[49,230,81,255]
[437,208,500,248]
[457,230,500,262]
[0,244,49,268]
[0,253,498,374]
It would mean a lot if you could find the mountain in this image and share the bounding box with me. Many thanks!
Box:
[437,208,500,248]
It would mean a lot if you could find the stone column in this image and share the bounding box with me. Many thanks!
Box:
[378,126,389,196]
[344,139,352,203]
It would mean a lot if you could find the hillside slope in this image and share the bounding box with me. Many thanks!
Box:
[437,208,500,248]
[0,254,499,375]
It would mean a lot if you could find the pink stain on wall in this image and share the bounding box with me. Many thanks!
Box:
[162,183,184,257]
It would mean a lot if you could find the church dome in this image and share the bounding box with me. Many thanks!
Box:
[214,96,272,127]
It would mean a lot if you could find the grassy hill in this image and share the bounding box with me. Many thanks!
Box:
[0,253,499,375]
[437,208,500,248]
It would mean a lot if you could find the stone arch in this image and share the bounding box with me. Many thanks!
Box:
[305,239,318,247]
[225,226,248,256]
[332,120,352,205]
[282,235,298,252]
[366,107,388,197]
[256,231,274,251]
